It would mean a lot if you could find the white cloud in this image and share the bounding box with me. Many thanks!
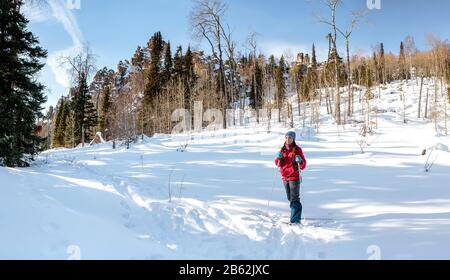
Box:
[22,1,51,22]
[25,0,84,91]
[47,0,84,90]
[47,45,82,89]
[47,0,83,47]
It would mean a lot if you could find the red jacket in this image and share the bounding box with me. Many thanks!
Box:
[275,144,307,182]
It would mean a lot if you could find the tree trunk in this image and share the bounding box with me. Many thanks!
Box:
[418,75,424,118]
[403,92,406,124]
[297,79,302,117]
[289,103,294,128]
[332,8,341,125]
[216,24,227,130]
[445,96,448,135]
[434,78,438,132]
[346,36,352,117]
[81,124,85,147]
[253,54,259,124]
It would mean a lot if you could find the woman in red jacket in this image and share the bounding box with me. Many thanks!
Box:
[275,131,307,224]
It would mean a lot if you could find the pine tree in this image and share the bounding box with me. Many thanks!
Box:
[373,51,379,85]
[399,42,407,80]
[301,71,311,101]
[144,31,164,106]
[173,46,183,80]
[366,63,373,91]
[312,44,318,70]
[99,86,111,136]
[327,49,347,86]
[358,60,368,87]
[163,41,173,84]
[63,100,74,148]
[379,43,386,84]
[310,44,319,94]
[249,63,263,110]
[52,98,67,148]
[275,56,286,122]
[72,75,98,146]
[183,46,194,78]
[267,55,276,77]
[182,45,196,109]
[0,0,48,167]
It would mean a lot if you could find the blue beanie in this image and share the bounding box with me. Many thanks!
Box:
[285,131,296,140]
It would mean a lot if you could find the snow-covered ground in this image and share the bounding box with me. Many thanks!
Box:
[1,80,450,260]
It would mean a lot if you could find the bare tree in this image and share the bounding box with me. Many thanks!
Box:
[60,46,97,147]
[404,35,418,80]
[400,84,407,124]
[341,11,367,117]
[191,0,228,128]
[60,46,96,89]
[427,34,450,133]
[221,24,238,126]
[318,4,367,121]
[317,0,342,125]
[247,31,260,123]
[418,74,424,118]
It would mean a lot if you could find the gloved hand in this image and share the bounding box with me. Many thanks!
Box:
[295,155,302,163]
[277,152,283,160]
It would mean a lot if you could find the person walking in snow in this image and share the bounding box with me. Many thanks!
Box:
[275,131,307,224]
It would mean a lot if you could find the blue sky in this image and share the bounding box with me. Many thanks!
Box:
[23,0,450,110]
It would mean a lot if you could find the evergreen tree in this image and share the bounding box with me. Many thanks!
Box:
[399,42,407,80]
[182,45,196,109]
[312,44,318,70]
[373,51,379,84]
[267,55,277,78]
[63,100,74,148]
[310,44,319,94]
[72,75,98,146]
[366,63,373,92]
[301,72,310,101]
[327,48,347,86]
[275,56,286,121]
[358,60,368,87]
[144,32,164,106]
[163,41,173,84]
[379,43,386,84]
[0,0,48,167]
[52,98,68,148]
[249,63,263,110]
[173,46,183,80]
[183,46,194,78]
[99,86,111,136]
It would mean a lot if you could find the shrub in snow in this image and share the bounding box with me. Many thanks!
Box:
[424,144,448,172]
